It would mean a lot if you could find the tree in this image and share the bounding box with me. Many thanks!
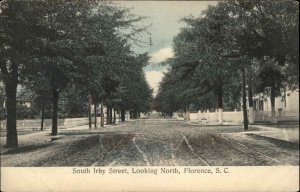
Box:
[70,3,148,126]
[0,0,47,147]
[60,86,88,118]
[256,59,286,123]
[117,54,153,120]
[0,0,149,146]
[162,3,241,124]
[231,0,299,123]
[155,0,298,128]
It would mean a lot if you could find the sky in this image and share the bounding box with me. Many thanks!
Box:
[115,1,217,95]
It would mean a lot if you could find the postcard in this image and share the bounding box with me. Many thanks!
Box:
[1,0,299,191]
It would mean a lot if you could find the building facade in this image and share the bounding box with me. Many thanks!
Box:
[252,89,299,122]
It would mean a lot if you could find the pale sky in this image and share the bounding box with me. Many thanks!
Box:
[115,1,217,95]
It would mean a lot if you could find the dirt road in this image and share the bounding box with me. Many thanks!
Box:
[1,118,299,166]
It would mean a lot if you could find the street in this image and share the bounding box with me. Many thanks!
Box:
[1,117,299,166]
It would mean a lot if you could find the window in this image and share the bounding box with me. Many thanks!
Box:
[253,100,257,111]
[259,100,264,111]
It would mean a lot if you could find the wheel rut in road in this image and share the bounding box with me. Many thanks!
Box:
[132,136,151,166]
[185,130,294,166]
[93,134,149,166]
[129,136,176,166]
[127,133,211,166]
[221,134,297,165]
[180,133,210,166]
[31,134,135,166]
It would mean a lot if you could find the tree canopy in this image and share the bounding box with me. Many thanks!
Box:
[155,0,298,127]
[0,0,152,147]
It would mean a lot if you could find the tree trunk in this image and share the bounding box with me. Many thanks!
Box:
[248,81,254,124]
[51,88,59,136]
[41,63,46,131]
[217,87,223,125]
[94,102,97,128]
[109,107,113,124]
[242,67,248,131]
[106,107,110,125]
[113,108,116,124]
[40,100,45,131]
[100,101,104,127]
[88,94,92,129]
[5,81,18,147]
[270,80,277,123]
[186,105,190,121]
[121,110,125,122]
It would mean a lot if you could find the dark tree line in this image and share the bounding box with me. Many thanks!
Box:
[155,0,299,130]
[0,0,152,147]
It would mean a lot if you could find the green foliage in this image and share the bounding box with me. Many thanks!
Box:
[231,0,299,86]
[155,3,242,114]
[0,0,152,125]
[117,54,153,112]
[59,86,88,118]
[155,0,298,115]
[256,59,286,97]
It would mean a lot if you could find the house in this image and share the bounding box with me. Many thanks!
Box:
[251,89,299,122]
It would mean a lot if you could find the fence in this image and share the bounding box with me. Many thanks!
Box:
[0,112,131,130]
[0,118,91,130]
[185,109,299,123]
[190,110,243,123]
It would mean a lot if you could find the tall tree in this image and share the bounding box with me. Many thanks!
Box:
[231,0,299,123]
[167,3,241,124]
[0,0,149,145]
[0,0,47,147]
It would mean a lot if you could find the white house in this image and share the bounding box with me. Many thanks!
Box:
[251,89,299,122]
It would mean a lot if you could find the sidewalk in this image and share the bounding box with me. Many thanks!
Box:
[187,119,299,144]
[188,120,241,126]
[0,130,54,154]
[249,124,299,144]
[0,122,127,153]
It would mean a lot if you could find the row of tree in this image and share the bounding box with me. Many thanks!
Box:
[0,0,152,147]
[155,0,298,129]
